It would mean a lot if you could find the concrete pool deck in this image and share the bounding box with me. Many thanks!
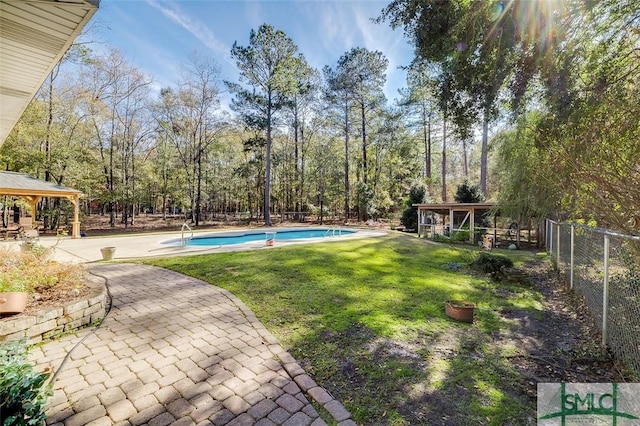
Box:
[20,226,386,263]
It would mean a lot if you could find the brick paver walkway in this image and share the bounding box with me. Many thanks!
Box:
[30,264,354,426]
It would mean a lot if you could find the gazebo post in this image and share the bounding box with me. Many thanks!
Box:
[68,195,81,239]
[23,195,42,229]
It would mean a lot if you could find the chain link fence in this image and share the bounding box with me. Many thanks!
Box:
[547,220,640,379]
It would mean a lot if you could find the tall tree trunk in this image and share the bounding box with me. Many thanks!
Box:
[481,112,489,195]
[122,143,128,228]
[109,135,115,227]
[441,116,447,202]
[344,103,350,220]
[265,94,273,226]
[131,151,136,225]
[462,139,469,177]
[361,102,367,185]
[299,124,305,216]
[293,102,300,217]
[196,135,202,227]
[423,106,431,179]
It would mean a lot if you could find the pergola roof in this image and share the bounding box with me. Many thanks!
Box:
[413,202,500,244]
[412,202,498,216]
[0,171,82,198]
[0,0,99,144]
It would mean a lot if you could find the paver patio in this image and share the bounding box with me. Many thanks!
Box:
[29,263,354,425]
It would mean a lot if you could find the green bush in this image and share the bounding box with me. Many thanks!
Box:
[451,230,471,242]
[0,340,53,426]
[454,180,485,203]
[401,183,428,231]
[471,252,514,279]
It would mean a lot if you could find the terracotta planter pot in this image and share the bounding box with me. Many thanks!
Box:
[0,292,29,315]
[265,232,276,247]
[445,300,475,323]
[100,247,116,260]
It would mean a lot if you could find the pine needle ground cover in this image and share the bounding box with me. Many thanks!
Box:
[146,233,545,425]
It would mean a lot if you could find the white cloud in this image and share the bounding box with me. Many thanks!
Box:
[243,1,265,30]
[145,0,232,64]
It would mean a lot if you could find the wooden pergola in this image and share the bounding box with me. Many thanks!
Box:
[413,202,499,244]
[0,171,82,238]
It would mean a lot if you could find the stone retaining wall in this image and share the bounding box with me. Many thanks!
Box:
[0,276,107,343]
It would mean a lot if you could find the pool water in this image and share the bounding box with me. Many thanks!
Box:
[183,228,355,247]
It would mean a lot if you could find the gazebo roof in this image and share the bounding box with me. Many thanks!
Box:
[0,171,82,238]
[0,171,82,198]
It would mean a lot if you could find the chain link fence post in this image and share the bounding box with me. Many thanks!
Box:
[570,224,575,290]
[602,235,610,346]
[556,222,561,267]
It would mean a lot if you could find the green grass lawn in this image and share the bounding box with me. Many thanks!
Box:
[145,233,545,425]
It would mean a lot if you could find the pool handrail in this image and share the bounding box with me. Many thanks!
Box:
[324,226,343,238]
[181,223,193,247]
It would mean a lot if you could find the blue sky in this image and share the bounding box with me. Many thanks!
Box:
[89,0,414,105]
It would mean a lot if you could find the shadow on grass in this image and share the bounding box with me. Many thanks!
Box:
[145,233,613,425]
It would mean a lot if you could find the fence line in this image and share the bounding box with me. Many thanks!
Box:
[546,219,640,379]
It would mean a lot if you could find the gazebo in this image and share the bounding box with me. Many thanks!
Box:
[0,171,82,238]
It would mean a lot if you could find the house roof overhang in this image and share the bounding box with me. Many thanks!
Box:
[0,0,99,145]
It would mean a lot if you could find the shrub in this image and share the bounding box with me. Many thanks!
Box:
[454,180,485,203]
[0,247,84,293]
[401,183,428,231]
[451,230,471,242]
[434,234,451,243]
[0,340,53,425]
[355,182,377,219]
[471,252,513,279]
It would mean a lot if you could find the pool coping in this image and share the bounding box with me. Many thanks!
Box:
[12,226,386,263]
[160,226,364,248]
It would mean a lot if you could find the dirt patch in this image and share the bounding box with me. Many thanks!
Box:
[22,272,92,316]
[501,260,622,384]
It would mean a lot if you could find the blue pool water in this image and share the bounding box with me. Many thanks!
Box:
[183,228,355,247]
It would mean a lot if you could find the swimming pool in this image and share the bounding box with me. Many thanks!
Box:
[174,228,356,247]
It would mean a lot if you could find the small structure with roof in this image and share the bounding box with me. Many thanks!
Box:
[413,201,537,247]
[413,202,498,244]
[0,171,82,238]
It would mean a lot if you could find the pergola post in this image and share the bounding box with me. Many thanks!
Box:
[470,207,475,244]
